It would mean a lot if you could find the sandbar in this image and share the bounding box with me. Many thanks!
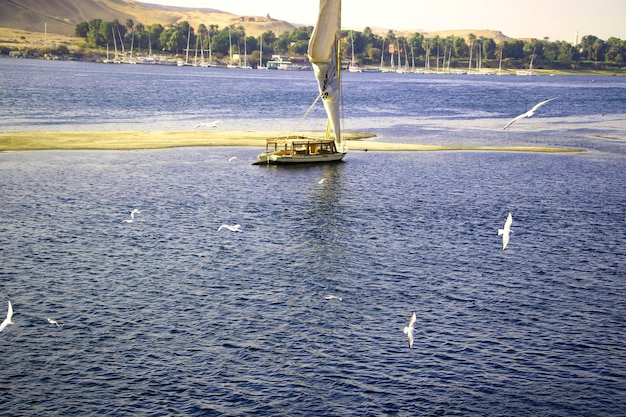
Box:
[0,130,584,153]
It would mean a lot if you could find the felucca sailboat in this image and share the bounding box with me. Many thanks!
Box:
[254,0,347,165]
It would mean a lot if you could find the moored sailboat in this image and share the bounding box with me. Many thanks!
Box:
[348,31,362,72]
[177,25,193,66]
[257,34,268,69]
[254,0,346,165]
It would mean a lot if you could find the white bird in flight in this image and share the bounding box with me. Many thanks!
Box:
[0,300,14,332]
[124,209,141,223]
[503,98,556,129]
[194,120,220,129]
[324,295,342,301]
[403,311,416,348]
[498,212,513,250]
[47,318,61,327]
[218,224,241,232]
[318,178,326,185]
[228,156,238,162]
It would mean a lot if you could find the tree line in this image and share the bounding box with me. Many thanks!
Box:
[75,18,626,68]
[74,18,309,61]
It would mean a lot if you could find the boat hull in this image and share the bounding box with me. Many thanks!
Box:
[253,151,346,165]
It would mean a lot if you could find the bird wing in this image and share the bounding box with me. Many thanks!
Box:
[529,97,556,113]
[408,312,417,328]
[219,224,241,232]
[505,213,513,229]
[0,301,12,331]
[503,112,527,129]
[502,233,510,250]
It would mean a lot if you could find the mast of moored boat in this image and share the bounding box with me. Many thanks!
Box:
[308,0,344,153]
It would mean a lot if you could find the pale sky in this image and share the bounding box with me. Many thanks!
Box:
[140,0,625,43]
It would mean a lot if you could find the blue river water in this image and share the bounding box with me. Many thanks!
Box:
[0,59,625,416]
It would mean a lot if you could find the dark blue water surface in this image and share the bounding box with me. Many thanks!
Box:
[0,59,625,416]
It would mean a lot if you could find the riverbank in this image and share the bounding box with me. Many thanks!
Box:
[0,130,584,153]
[1,27,625,76]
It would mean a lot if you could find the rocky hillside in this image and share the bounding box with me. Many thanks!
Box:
[0,0,297,38]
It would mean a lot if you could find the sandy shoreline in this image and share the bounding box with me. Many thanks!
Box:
[0,130,584,153]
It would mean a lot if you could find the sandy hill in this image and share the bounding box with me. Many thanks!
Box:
[0,0,297,38]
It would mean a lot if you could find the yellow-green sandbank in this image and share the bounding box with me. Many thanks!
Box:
[0,130,584,153]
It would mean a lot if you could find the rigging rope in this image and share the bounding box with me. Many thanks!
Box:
[283,93,322,139]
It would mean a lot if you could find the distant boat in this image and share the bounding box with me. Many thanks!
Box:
[497,49,507,75]
[240,36,252,69]
[348,31,362,72]
[516,54,535,76]
[177,25,193,66]
[227,27,238,69]
[102,42,112,63]
[257,34,268,69]
[106,26,122,64]
[395,39,408,73]
[254,0,346,165]
[194,33,209,67]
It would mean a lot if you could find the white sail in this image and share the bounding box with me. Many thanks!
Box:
[308,0,344,152]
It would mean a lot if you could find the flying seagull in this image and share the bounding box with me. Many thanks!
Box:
[218,224,241,232]
[228,156,238,162]
[0,300,13,332]
[498,212,513,250]
[47,318,61,327]
[194,120,220,129]
[403,311,416,348]
[124,209,141,223]
[503,98,556,129]
[324,295,342,301]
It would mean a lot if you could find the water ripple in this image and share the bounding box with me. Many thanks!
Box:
[1,64,625,416]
